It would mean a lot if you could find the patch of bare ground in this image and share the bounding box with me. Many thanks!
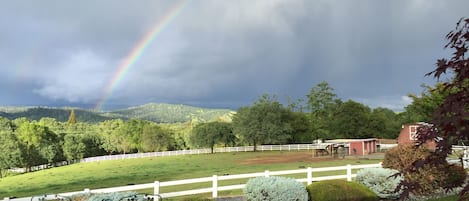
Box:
[236,152,335,165]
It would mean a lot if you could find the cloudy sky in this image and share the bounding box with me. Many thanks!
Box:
[0,1,467,111]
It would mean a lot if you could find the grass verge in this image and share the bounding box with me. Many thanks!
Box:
[0,151,381,198]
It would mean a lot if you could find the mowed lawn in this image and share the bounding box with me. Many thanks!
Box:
[0,151,382,198]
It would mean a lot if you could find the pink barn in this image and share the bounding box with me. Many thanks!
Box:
[325,138,378,156]
[397,123,437,150]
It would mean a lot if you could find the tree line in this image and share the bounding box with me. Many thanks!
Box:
[0,81,436,177]
[0,117,180,177]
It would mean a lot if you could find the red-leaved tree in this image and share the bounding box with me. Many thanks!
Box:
[400,17,469,200]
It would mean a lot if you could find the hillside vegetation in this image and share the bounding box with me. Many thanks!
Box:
[0,103,235,123]
[0,107,113,123]
[103,103,235,123]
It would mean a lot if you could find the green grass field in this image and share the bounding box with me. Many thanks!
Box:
[0,151,382,199]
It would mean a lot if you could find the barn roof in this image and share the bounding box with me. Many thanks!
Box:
[325,138,377,143]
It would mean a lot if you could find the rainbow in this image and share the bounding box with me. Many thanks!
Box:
[94,0,189,111]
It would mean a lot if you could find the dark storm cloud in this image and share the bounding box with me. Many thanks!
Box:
[0,0,468,110]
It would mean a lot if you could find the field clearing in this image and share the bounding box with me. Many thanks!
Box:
[0,151,383,198]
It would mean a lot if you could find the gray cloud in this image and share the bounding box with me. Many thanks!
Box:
[0,0,468,110]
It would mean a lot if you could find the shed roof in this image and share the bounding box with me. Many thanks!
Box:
[325,138,377,143]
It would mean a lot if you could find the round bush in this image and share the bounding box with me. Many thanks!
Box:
[306,180,378,201]
[87,192,146,201]
[244,176,308,201]
[355,167,403,199]
[382,144,430,171]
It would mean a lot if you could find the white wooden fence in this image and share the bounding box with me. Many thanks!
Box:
[8,144,329,173]
[80,144,328,163]
[3,163,382,201]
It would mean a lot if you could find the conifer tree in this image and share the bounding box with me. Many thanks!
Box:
[67,109,77,124]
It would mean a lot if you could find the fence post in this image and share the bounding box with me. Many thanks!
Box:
[212,175,218,198]
[154,181,160,201]
[346,164,352,181]
[307,167,312,185]
[264,170,270,177]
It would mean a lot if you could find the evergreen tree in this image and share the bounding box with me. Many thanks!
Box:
[67,109,77,124]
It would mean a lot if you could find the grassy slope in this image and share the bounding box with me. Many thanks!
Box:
[0,151,381,198]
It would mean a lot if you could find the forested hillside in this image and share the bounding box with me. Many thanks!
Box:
[103,103,235,123]
[0,107,113,123]
[0,104,235,123]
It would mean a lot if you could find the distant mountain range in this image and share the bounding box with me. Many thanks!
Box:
[0,103,235,123]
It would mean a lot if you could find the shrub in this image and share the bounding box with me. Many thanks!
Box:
[355,167,403,199]
[383,144,467,195]
[306,180,378,201]
[442,164,467,189]
[244,176,308,201]
[382,144,431,171]
[87,192,146,201]
[68,193,91,201]
[164,197,212,201]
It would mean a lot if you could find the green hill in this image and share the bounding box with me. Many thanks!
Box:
[103,103,235,123]
[0,106,113,123]
[0,103,235,123]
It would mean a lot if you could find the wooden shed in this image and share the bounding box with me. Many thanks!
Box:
[325,138,378,156]
[397,123,437,149]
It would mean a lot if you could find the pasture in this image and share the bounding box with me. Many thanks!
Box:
[0,151,382,199]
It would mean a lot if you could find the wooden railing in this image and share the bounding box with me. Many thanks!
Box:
[80,144,329,163]
[3,163,382,201]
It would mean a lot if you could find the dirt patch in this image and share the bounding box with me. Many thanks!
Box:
[237,152,335,165]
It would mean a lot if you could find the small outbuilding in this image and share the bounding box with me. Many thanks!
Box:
[397,122,436,149]
[325,138,378,156]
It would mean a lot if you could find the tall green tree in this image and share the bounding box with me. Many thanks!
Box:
[0,117,21,178]
[118,119,146,152]
[401,83,449,124]
[216,122,236,147]
[190,122,234,153]
[98,119,124,155]
[368,107,401,139]
[232,94,292,151]
[14,119,60,171]
[141,123,174,152]
[285,111,311,143]
[62,134,86,163]
[329,100,372,138]
[306,81,339,140]
[66,122,105,157]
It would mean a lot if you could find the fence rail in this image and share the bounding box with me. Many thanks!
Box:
[80,144,329,163]
[3,163,382,201]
